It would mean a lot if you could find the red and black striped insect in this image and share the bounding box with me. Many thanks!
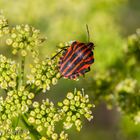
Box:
[54,25,95,79]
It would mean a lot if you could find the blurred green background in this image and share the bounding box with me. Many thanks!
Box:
[0,0,140,139]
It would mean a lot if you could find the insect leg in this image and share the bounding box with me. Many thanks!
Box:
[85,67,90,72]
[80,67,90,78]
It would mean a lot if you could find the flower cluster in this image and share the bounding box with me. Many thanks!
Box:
[0,86,35,125]
[0,55,17,89]
[0,126,31,140]
[27,99,61,138]
[115,78,140,121]
[6,24,45,57]
[86,71,115,109]
[125,28,140,63]
[27,58,61,92]
[58,89,94,131]
[39,131,68,140]
[0,15,9,37]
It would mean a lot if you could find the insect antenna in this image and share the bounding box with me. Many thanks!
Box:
[51,46,68,60]
[86,24,90,43]
[51,49,64,60]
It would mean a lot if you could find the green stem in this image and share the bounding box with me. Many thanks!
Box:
[21,57,25,86]
[21,114,41,140]
[12,116,20,129]
[15,115,20,127]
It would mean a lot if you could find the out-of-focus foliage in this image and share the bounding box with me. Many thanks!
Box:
[86,29,140,122]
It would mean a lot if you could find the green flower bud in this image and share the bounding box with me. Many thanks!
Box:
[76,113,81,118]
[63,106,69,112]
[27,99,32,105]
[8,81,17,88]
[30,111,36,117]
[5,103,10,109]
[1,82,8,89]
[33,101,40,108]
[10,105,16,111]
[46,72,51,78]
[21,105,28,113]
[75,101,80,107]
[37,125,43,132]
[74,96,80,101]
[12,42,18,48]
[64,122,73,129]
[67,111,72,116]
[60,131,68,140]
[41,117,46,123]
[41,104,46,110]
[48,112,54,118]
[75,119,82,128]
[70,100,75,105]
[56,73,61,78]
[52,78,58,85]
[36,114,42,119]
[35,80,41,86]
[35,108,40,113]
[70,105,76,111]
[31,68,36,74]
[12,49,18,55]
[40,137,47,140]
[46,108,50,113]
[80,103,86,108]
[63,99,69,106]
[67,92,74,100]
[28,92,35,99]
[21,50,27,56]
[6,39,13,45]
[52,133,58,140]
[58,102,63,107]
[72,115,77,121]
[22,95,27,100]
[35,119,41,125]
[11,33,17,38]
[66,116,71,122]
[47,117,51,122]
[2,114,7,120]
[79,109,85,114]
[44,122,49,128]
[28,117,35,123]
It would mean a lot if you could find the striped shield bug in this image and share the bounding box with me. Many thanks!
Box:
[54,25,95,79]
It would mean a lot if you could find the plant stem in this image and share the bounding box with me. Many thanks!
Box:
[21,114,41,140]
[21,56,25,86]
[15,115,20,128]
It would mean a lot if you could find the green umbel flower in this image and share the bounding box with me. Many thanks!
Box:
[115,78,140,122]
[0,125,31,140]
[125,28,140,63]
[0,55,17,89]
[39,131,68,140]
[58,89,94,131]
[28,99,61,138]
[0,15,9,37]
[6,24,45,57]
[0,87,35,125]
[27,58,61,92]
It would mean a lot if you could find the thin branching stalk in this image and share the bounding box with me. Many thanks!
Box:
[21,56,25,86]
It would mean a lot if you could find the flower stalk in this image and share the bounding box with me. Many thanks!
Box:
[21,56,25,87]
